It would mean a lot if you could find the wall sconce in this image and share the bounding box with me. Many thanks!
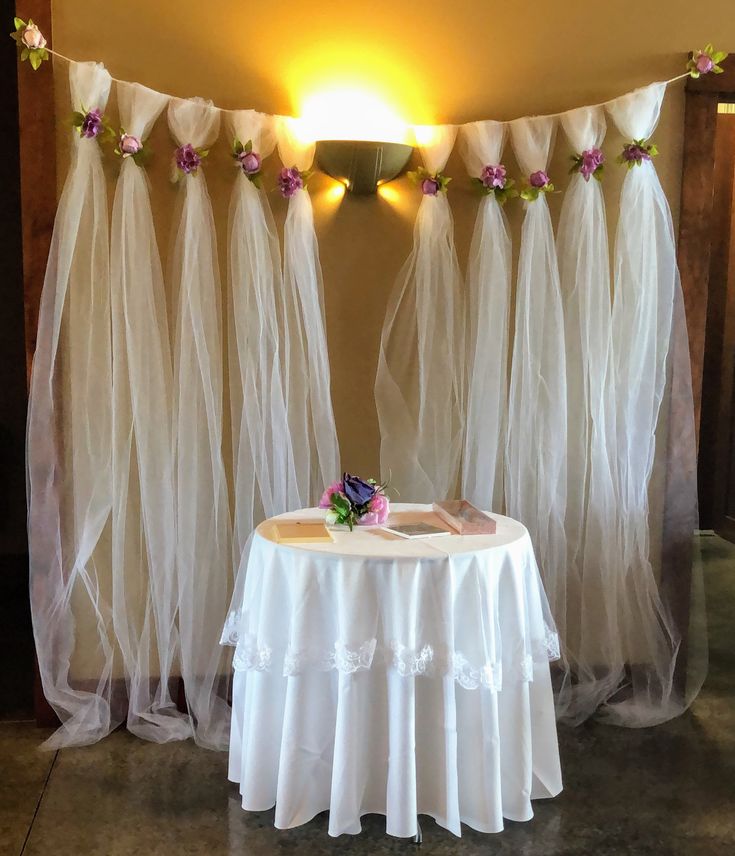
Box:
[316,139,413,194]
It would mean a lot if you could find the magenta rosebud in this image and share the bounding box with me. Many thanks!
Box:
[81,108,104,139]
[278,166,304,198]
[421,177,440,196]
[238,151,261,175]
[696,53,714,74]
[119,133,142,157]
[529,170,550,188]
[175,143,202,175]
[580,147,604,181]
[481,164,506,189]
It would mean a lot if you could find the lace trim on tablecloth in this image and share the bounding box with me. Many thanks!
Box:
[230,636,557,691]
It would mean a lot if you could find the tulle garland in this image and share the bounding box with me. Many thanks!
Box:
[24,52,706,748]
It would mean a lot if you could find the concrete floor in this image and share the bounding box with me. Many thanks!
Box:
[2,536,733,856]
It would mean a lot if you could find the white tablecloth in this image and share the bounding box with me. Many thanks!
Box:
[221,504,562,838]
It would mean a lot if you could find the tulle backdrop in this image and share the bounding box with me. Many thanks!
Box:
[30,53,703,746]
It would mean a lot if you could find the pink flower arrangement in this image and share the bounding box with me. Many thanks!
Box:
[473,164,517,204]
[617,139,658,169]
[319,474,390,529]
[570,147,605,182]
[11,18,49,70]
[232,139,264,188]
[278,166,306,198]
[520,170,554,201]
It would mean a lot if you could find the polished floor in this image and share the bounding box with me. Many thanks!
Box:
[2,537,734,856]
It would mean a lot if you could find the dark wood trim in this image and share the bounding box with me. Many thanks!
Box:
[15,0,58,727]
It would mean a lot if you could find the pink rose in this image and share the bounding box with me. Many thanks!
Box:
[319,480,344,509]
[529,170,550,188]
[696,53,714,74]
[119,133,142,157]
[21,23,46,50]
[238,151,261,175]
[357,493,390,526]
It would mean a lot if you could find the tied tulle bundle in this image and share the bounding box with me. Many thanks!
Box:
[319,473,390,530]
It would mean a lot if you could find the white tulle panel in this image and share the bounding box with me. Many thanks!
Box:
[276,118,340,503]
[27,62,116,748]
[375,125,464,501]
[227,111,300,567]
[168,97,232,749]
[460,120,511,511]
[110,82,192,743]
[554,106,622,722]
[507,116,567,625]
[600,83,700,725]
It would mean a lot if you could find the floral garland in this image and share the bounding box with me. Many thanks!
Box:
[520,170,554,201]
[617,139,658,169]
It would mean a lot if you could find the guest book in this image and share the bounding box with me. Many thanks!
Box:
[274,521,334,543]
[432,500,497,535]
[382,522,452,539]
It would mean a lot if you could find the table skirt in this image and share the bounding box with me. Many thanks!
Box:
[228,660,561,837]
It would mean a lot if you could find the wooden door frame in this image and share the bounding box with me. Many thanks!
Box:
[15,0,58,727]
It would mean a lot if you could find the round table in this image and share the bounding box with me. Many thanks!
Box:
[221,503,562,838]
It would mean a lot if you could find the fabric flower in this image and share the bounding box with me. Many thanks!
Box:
[319,479,344,509]
[687,44,728,78]
[408,166,452,195]
[570,147,605,182]
[81,108,104,139]
[176,143,202,175]
[618,139,658,169]
[237,151,261,175]
[480,164,507,189]
[21,21,46,49]
[342,473,376,507]
[357,493,390,526]
[421,177,440,196]
[529,170,550,188]
[119,133,142,157]
[278,166,304,198]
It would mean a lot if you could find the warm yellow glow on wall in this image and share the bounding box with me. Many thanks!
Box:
[284,40,431,145]
[299,88,410,144]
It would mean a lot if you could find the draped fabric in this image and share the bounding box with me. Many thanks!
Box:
[506,116,568,631]
[227,110,300,566]
[600,83,700,725]
[554,106,623,722]
[275,117,340,504]
[111,82,191,741]
[460,120,512,512]
[167,97,232,749]
[27,62,116,748]
[375,125,464,501]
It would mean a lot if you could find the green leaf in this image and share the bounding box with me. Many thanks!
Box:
[20,47,29,61]
[14,17,26,30]
[713,51,728,62]
[199,149,209,158]
[714,66,725,74]
[704,43,714,53]
[29,50,41,70]
[244,139,252,153]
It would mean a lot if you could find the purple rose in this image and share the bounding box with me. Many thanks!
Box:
[622,144,650,164]
[529,170,550,188]
[696,53,714,74]
[480,164,506,189]
[176,143,202,175]
[278,166,304,198]
[579,147,604,181]
[81,108,104,139]
[421,177,440,196]
[119,133,142,157]
[238,150,261,175]
[342,473,376,507]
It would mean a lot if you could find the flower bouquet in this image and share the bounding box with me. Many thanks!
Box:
[319,473,390,530]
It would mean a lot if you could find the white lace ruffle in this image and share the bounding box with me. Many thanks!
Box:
[220,610,242,647]
[230,635,556,691]
[533,626,561,662]
[284,639,377,676]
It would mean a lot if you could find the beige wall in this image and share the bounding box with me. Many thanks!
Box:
[51,0,735,477]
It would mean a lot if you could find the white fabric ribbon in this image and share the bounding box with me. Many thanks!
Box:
[227,110,300,563]
[27,61,115,748]
[276,117,340,504]
[168,96,232,749]
[375,125,464,501]
[507,115,567,607]
[111,82,192,742]
[460,120,511,511]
